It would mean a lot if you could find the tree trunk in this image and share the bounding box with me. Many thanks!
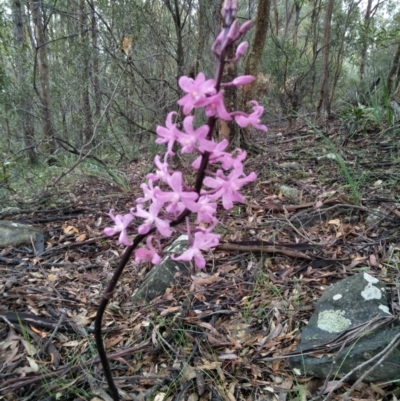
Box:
[330,0,359,104]
[218,43,238,144]
[309,0,322,105]
[12,0,37,163]
[194,0,209,76]
[272,0,279,36]
[30,0,56,153]
[241,0,271,111]
[387,40,400,95]
[88,0,101,117]
[359,0,373,81]
[292,0,302,47]
[79,0,93,143]
[317,0,334,117]
[163,0,185,81]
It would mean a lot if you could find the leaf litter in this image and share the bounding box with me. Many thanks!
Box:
[1,121,400,400]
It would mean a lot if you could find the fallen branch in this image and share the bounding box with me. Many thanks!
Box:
[216,242,312,260]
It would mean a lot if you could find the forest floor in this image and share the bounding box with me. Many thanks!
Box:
[1,119,400,401]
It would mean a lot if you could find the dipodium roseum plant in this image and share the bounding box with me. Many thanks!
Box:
[95,1,267,399]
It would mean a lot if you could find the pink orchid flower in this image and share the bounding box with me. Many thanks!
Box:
[173,230,220,268]
[204,92,232,120]
[146,155,170,183]
[156,112,181,155]
[184,195,218,224]
[104,210,134,246]
[178,73,216,115]
[134,202,172,237]
[137,180,158,204]
[154,172,198,214]
[234,100,267,131]
[194,139,231,168]
[134,236,161,264]
[176,116,209,154]
[204,168,257,210]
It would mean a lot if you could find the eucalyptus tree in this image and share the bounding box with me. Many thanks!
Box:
[30,0,56,153]
[11,0,36,162]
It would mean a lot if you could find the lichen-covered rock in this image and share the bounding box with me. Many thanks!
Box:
[131,235,191,303]
[279,185,299,202]
[0,220,44,252]
[290,272,400,382]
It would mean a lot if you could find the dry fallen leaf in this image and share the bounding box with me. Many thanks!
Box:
[76,233,87,242]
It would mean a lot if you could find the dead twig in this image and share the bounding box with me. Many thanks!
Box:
[216,242,312,259]
[321,332,400,401]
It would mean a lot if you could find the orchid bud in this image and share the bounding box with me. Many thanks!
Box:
[235,41,249,59]
[222,0,238,19]
[232,75,255,86]
[226,20,240,42]
[239,20,253,35]
[212,30,225,56]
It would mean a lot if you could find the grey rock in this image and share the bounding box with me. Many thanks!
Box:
[290,272,400,382]
[365,208,387,228]
[0,220,44,252]
[317,153,339,164]
[279,162,304,170]
[132,235,191,303]
[279,185,299,201]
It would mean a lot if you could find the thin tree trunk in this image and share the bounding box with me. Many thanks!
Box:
[317,0,334,117]
[387,41,400,95]
[241,0,271,110]
[359,0,373,81]
[79,0,93,143]
[194,0,208,76]
[88,0,101,117]
[12,0,37,163]
[309,0,322,105]
[272,0,279,36]
[163,0,185,81]
[30,0,56,153]
[292,0,302,47]
[218,43,238,144]
[330,0,360,104]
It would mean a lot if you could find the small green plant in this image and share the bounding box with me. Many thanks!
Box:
[0,158,14,192]
[312,125,361,204]
[85,158,131,192]
[340,103,380,135]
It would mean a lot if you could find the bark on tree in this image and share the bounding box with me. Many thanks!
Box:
[387,40,400,95]
[218,43,238,144]
[317,0,334,117]
[292,0,302,47]
[30,0,56,153]
[79,0,93,143]
[12,0,37,163]
[309,0,322,105]
[163,0,186,81]
[272,0,279,36]
[330,0,360,104]
[88,0,101,117]
[241,0,271,111]
[194,0,208,76]
[359,0,373,81]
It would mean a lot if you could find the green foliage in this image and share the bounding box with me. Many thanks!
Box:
[339,103,380,134]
